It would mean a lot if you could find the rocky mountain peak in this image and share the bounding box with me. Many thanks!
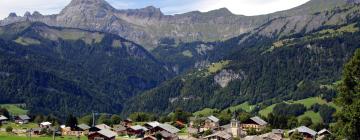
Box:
[118,6,163,18]
[59,0,115,16]
[8,13,18,18]
[207,8,234,16]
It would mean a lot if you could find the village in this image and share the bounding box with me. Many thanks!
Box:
[0,113,332,140]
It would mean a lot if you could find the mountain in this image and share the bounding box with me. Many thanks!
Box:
[0,0,353,50]
[0,22,170,117]
[123,4,360,115]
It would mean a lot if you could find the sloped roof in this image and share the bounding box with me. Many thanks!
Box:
[18,115,30,120]
[40,122,52,126]
[204,131,232,140]
[289,126,317,136]
[207,115,220,122]
[145,121,161,128]
[97,129,117,138]
[157,123,180,134]
[160,130,176,138]
[130,125,148,131]
[0,115,8,121]
[318,128,331,135]
[77,124,91,130]
[250,116,268,126]
[96,124,111,130]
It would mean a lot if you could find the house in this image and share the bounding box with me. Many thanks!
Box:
[88,129,117,140]
[63,124,91,136]
[144,121,161,134]
[204,131,233,140]
[143,135,157,140]
[113,124,127,135]
[241,116,268,131]
[153,123,180,140]
[40,122,52,128]
[127,125,148,137]
[289,126,317,140]
[0,115,8,124]
[189,116,206,128]
[14,115,31,124]
[204,115,220,129]
[317,129,331,140]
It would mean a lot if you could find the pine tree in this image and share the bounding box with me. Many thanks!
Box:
[335,49,360,139]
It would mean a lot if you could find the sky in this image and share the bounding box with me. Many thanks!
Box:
[0,0,310,19]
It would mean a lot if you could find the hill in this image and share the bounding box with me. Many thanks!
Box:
[0,22,170,117]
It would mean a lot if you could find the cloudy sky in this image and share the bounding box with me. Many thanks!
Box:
[0,0,310,19]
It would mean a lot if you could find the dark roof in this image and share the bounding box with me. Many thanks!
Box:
[250,116,268,126]
[77,124,91,130]
[17,115,30,120]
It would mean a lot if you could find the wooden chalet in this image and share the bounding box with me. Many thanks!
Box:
[126,125,148,137]
[241,116,268,131]
[152,123,180,140]
[317,129,331,140]
[62,124,91,136]
[88,129,117,140]
[289,126,317,140]
[40,122,52,128]
[14,115,31,124]
[113,124,127,135]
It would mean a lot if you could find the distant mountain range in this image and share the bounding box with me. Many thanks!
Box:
[0,0,360,117]
[0,0,357,50]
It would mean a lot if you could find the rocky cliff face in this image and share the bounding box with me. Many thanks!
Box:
[0,0,353,50]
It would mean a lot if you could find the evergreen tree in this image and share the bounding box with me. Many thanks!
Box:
[65,114,78,130]
[335,49,360,139]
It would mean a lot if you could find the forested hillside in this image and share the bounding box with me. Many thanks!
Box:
[123,18,360,115]
[0,22,171,117]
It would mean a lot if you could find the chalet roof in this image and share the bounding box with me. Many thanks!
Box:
[318,128,331,135]
[289,126,317,136]
[145,121,161,128]
[40,122,52,126]
[250,116,267,126]
[207,115,220,122]
[244,136,263,140]
[77,124,91,130]
[259,132,283,140]
[157,123,180,134]
[204,131,232,140]
[113,124,126,131]
[96,124,111,130]
[130,125,148,131]
[0,115,8,121]
[97,129,117,138]
[160,130,176,138]
[17,115,30,120]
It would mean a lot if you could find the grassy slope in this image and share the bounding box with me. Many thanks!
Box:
[0,104,28,115]
[259,97,340,123]
[1,123,38,129]
[193,108,219,116]
[224,102,255,113]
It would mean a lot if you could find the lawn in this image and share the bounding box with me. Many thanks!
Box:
[193,108,218,116]
[0,104,28,115]
[225,102,255,113]
[298,111,323,124]
[259,104,277,117]
[1,123,38,130]
[290,97,327,109]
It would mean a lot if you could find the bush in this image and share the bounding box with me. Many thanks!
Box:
[6,126,13,132]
